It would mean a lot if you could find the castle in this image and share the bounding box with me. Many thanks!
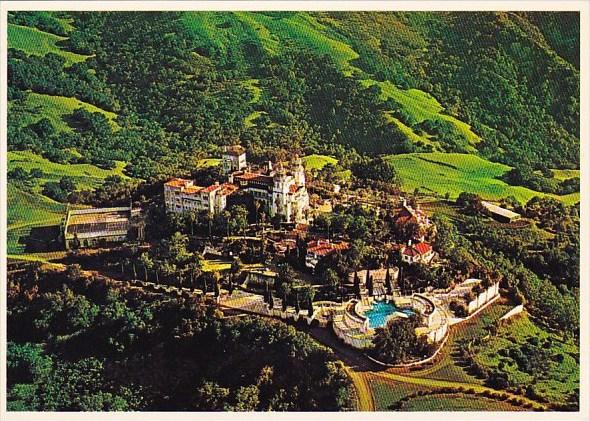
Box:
[164,146,310,223]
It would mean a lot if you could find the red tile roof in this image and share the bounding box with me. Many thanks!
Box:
[402,242,432,256]
[414,242,432,254]
[201,184,221,193]
[220,183,239,196]
[307,240,350,257]
[234,172,274,186]
[165,178,191,188]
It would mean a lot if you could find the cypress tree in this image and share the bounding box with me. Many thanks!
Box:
[353,271,361,299]
[385,266,393,295]
[367,274,374,297]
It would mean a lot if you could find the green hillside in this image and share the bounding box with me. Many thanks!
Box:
[302,154,338,170]
[362,79,480,151]
[7,151,129,254]
[387,153,579,205]
[8,150,128,192]
[12,92,120,133]
[8,23,89,66]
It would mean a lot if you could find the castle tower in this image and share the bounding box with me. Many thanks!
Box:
[294,157,305,186]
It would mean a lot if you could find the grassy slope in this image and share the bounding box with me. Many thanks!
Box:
[7,151,129,255]
[387,153,579,205]
[362,79,480,151]
[8,23,89,66]
[8,150,128,192]
[7,184,66,254]
[302,154,338,170]
[551,169,580,181]
[474,312,578,403]
[12,92,120,133]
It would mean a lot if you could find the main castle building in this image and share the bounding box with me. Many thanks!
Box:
[164,146,310,223]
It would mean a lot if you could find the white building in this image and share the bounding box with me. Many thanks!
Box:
[400,241,434,265]
[222,145,247,174]
[165,147,310,223]
[231,158,310,223]
[164,178,237,215]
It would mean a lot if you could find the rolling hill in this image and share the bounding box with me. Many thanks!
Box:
[7,11,580,257]
[8,23,89,66]
[387,153,579,205]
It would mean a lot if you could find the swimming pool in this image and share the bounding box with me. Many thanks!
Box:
[364,301,414,328]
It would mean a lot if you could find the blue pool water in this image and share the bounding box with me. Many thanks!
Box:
[365,301,414,328]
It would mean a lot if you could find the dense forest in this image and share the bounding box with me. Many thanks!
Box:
[7,265,352,411]
[8,11,580,179]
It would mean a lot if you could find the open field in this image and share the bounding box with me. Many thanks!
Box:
[183,12,359,74]
[387,153,580,205]
[8,23,89,66]
[551,169,580,181]
[11,92,120,133]
[7,185,66,255]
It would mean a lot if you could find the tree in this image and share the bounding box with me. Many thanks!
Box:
[276,263,296,296]
[267,288,274,310]
[229,205,249,237]
[353,271,361,299]
[232,385,260,411]
[294,291,301,313]
[307,294,314,316]
[385,266,393,295]
[372,315,427,364]
[282,289,288,312]
[71,233,81,250]
[366,273,374,297]
[324,268,340,297]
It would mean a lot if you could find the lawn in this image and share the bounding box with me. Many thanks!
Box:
[201,258,232,272]
[302,154,338,170]
[473,312,579,404]
[8,23,89,66]
[196,158,222,168]
[386,153,580,205]
[11,92,120,133]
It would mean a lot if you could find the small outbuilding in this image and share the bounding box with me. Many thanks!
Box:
[481,201,521,223]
